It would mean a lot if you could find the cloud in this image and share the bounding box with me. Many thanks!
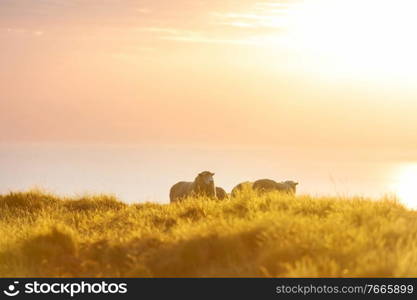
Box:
[0,1,294,48]
[163,35,284,46]
[1,27,44,37]
[140,26,285,47]
[211,1,297,30]
[255,1,297,8]
[214,13,284,28]
[216,21,256,28]
[136,1,296,46]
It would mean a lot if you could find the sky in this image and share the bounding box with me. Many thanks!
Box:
[2,0,417,150]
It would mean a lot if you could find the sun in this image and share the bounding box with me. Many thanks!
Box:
[285,0,417,78]
[391,164,417,209]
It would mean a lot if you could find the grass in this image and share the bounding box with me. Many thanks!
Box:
[0,188,416,277]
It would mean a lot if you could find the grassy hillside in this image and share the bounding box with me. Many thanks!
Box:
[0,189,416,277]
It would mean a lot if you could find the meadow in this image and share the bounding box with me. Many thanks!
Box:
[1,189,417,277]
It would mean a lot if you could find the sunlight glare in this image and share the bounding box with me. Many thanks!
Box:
[285,0,417,77]
[392,164,417,209]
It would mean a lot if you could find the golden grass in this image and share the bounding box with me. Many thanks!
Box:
[0,189,416,277]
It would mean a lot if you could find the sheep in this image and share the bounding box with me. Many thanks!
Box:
[231,179,298,197]
[170,171,216,203]
[230,181,253,197]
[215,187,228,200]
[254,179,298,195]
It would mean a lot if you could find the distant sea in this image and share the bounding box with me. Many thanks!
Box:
[0,143,415,207]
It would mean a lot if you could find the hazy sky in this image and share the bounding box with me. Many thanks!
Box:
[2,0,417,149]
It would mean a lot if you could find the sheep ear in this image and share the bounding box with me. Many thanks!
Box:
[211,172,215,176]
[295,182,299,186]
